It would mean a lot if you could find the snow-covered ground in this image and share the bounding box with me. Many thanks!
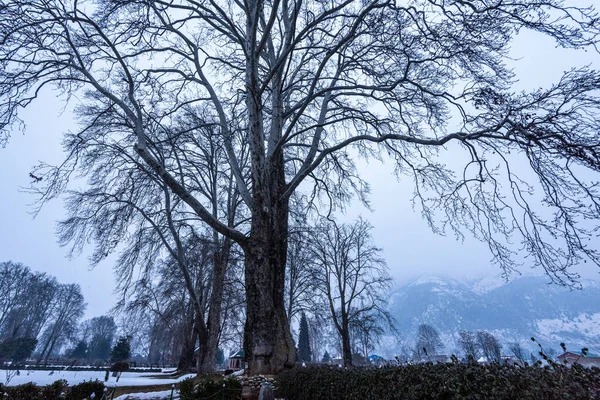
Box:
[4,369,195,387]
[114,389,180,400]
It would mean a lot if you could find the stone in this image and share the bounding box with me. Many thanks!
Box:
[258,382,274,400]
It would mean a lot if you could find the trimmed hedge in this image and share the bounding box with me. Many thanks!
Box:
[0,379,104,400]
[180,377,243,400]
[276,363,600,400]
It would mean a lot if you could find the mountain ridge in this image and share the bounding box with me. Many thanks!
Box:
[384,274,600,356]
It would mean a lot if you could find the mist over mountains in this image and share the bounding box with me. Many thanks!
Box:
[383,275,600,357]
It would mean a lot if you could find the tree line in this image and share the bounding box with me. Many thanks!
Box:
[1,215,395,371]
[394,323,557,365]
[0,261,131,366]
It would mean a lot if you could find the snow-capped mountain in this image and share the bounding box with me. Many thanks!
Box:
[386,275,600,354]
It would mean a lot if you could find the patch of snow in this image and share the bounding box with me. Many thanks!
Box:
[581,280,600,289]
[470,276,509,294]
[5,370,195,387]
[114,389,179,400]
[410,276,450,287]
[536,312,600,340]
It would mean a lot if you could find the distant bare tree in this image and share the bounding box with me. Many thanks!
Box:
[478,331,502,363]
[82,316,117,363]
[0,262,31,332]
[307,312,328,363]
[309,218,392,367]
[0,262,57,342]
[508,341,526,365]
[116,234,246,371]
[285,228,319,324]
[458,330,480,361]
[4,0,600,374]
[351,310,388,360]
[416,324,444,357]
[395,336,414,364]
[115,235,211,371]
[36,283,86,364]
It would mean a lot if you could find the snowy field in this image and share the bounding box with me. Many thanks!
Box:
[4,369,195,387]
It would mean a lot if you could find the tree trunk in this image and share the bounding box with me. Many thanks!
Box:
[44,335,59,364]
[197,241,229,374]
[243,200,296,374]
[177,307,197,372]
[341,317,352,367]
[243,19,294,370]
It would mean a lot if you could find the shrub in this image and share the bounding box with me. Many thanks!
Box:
[179,377,196,400]
[41,379,68,399]
[276,363,600,400]
[64,380,105,400]
[110,361,130,372]
[180,377,242,400]
[0,378,108,399]
[4,382,41,400]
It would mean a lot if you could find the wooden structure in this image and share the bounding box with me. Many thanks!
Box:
[228,349,245,370]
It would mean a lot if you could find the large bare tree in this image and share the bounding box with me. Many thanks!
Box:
[36,283,86,364]
[3,0,600,373]
[309,218,392,366]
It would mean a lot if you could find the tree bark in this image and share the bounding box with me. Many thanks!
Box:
[341,316,353,367]
[196,240,230,374]
[177,307,197,372]
[243,199,296,374]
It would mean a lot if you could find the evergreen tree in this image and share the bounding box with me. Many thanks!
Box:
[70,340,88,360]
[322,351,331,363]
[298,313,312,362]
[110,336,131,363]
[0,338,37,362]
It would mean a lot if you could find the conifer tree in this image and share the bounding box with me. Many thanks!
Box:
[298,313,312,362]
[110,336,131,363]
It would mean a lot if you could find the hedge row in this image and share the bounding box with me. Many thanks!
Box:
[276,363,600,400]
[0,379,105,400]
[179,377,243,400]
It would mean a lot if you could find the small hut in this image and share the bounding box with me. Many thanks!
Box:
[228,349,245,370]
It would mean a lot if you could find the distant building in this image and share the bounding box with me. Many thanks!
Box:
[558,351,600,368]
[368,354,385,365]
[228,349,245,370]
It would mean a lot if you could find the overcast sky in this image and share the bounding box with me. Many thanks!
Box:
[1,28,599,319]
